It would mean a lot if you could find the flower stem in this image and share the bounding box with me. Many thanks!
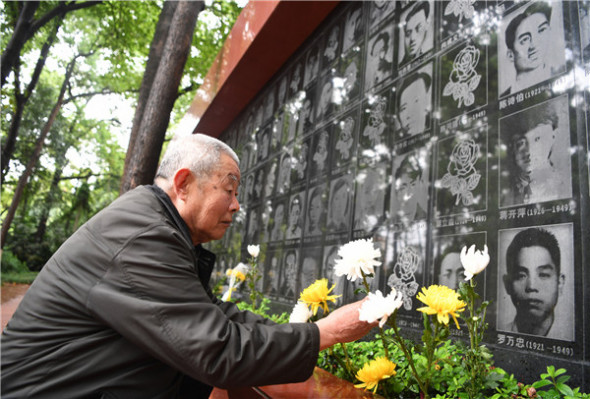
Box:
[389,316,428,398]
[379,326,389,359]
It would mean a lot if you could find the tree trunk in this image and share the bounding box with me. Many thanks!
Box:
[1,0,101,88]
[1,17,62,182]
[119,0,203,194]
[1,58,75,248]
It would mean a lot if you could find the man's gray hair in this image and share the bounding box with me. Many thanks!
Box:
[155,133,239,181]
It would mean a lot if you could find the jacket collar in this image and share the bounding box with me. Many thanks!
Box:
[146,185,216,287]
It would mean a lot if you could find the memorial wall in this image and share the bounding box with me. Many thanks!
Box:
[205,0,590,386]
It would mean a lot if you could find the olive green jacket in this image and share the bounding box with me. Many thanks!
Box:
[1,185,319,398]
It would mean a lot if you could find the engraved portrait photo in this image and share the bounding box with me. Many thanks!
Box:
[327,174,354,232]
[297,87,316,138]
[499,95,572,207]
[440,39,487,122]
[323,244,345,306]
[497,224,575,341]
[303,44,320,88]
[580,1,590,62]
[290,138,309,186]
[432,232,487,290]
[369,0,395,31]
[398,0,434,66]
[435,125,488,216]
[354,163,388,233]
[276,151,292,195]
[364,23,395,92]
[316,75,336,123]
[263,249,281,297]
[393,63,433,141]
[280,248,299,300]
[286,192,303,240]
[245,205,261,244]
[322,22,342,69]
[310,128,331,179]
[390,149,430,225]
[301,246,322,290]
[342,3,364,53]
[305,184,327,237]
[268,200,286,242]
[498,0,566,97]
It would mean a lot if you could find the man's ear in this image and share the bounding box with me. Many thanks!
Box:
[507,49,514,63]
[172,168,193,200]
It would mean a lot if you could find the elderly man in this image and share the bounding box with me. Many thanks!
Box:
[1,134,375,398]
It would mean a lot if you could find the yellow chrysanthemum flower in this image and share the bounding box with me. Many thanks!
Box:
[299,279,340,316]
[226,269,246,282]
[354,357,397,393]
[416,285,466,329]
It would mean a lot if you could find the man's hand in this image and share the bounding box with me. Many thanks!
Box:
[315,299,377,350]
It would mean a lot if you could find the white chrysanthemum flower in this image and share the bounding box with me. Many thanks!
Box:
[247,245,260,258]
[358,289,403,328]
[334,239,382,281]
[289,301,313,323]
[460,244,490,281]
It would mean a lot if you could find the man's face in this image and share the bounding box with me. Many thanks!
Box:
[398,78,428,135]
[509,12,551,73]
[438,252,463,290]
[183,154,240,244]
[504,245,563,322]
[289,202,301,227]
[525,122,555,171]
[308,194,322,225]
[404,9,428,57]
[511,134,531,175]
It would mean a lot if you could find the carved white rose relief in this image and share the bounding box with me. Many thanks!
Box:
[387,246,421,310]
[444,0,476,22]
[441,139,481,206]
[443,44,481,108]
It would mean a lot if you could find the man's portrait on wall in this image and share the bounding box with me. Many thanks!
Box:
[369,0,395,30]
[354,163,387,233]
[498,0,566,97]
[310,128,331,179]
[390,150,430,225]
[304,44,320,88]
[440,40,487,122]
[322,23,341,69]
[269,200,286,242]
[286,192,303,240]
[365,24,395,91]
[332,110,358,168]
[393,63,433,141]
[499,95,572,207]
[256,126,271,161]
[342,3,364,53]
[280,249,299,300]
[305,184,326,237]
[435,126,487,216]
[432,232,487,290]
[271,112,285,151]
[297,87,316,138]
[263,250,281,297]
[263,87,276,123]
[288,61,304,100]
[246,205,261,244]
[301,246,322,290]
[497,224,575,341]
[264,157,278,199]
[398,1,434,66]
[316,76,335,122]
[291,138,309,186]
[276,151,292,195]
[327,174,353,232]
